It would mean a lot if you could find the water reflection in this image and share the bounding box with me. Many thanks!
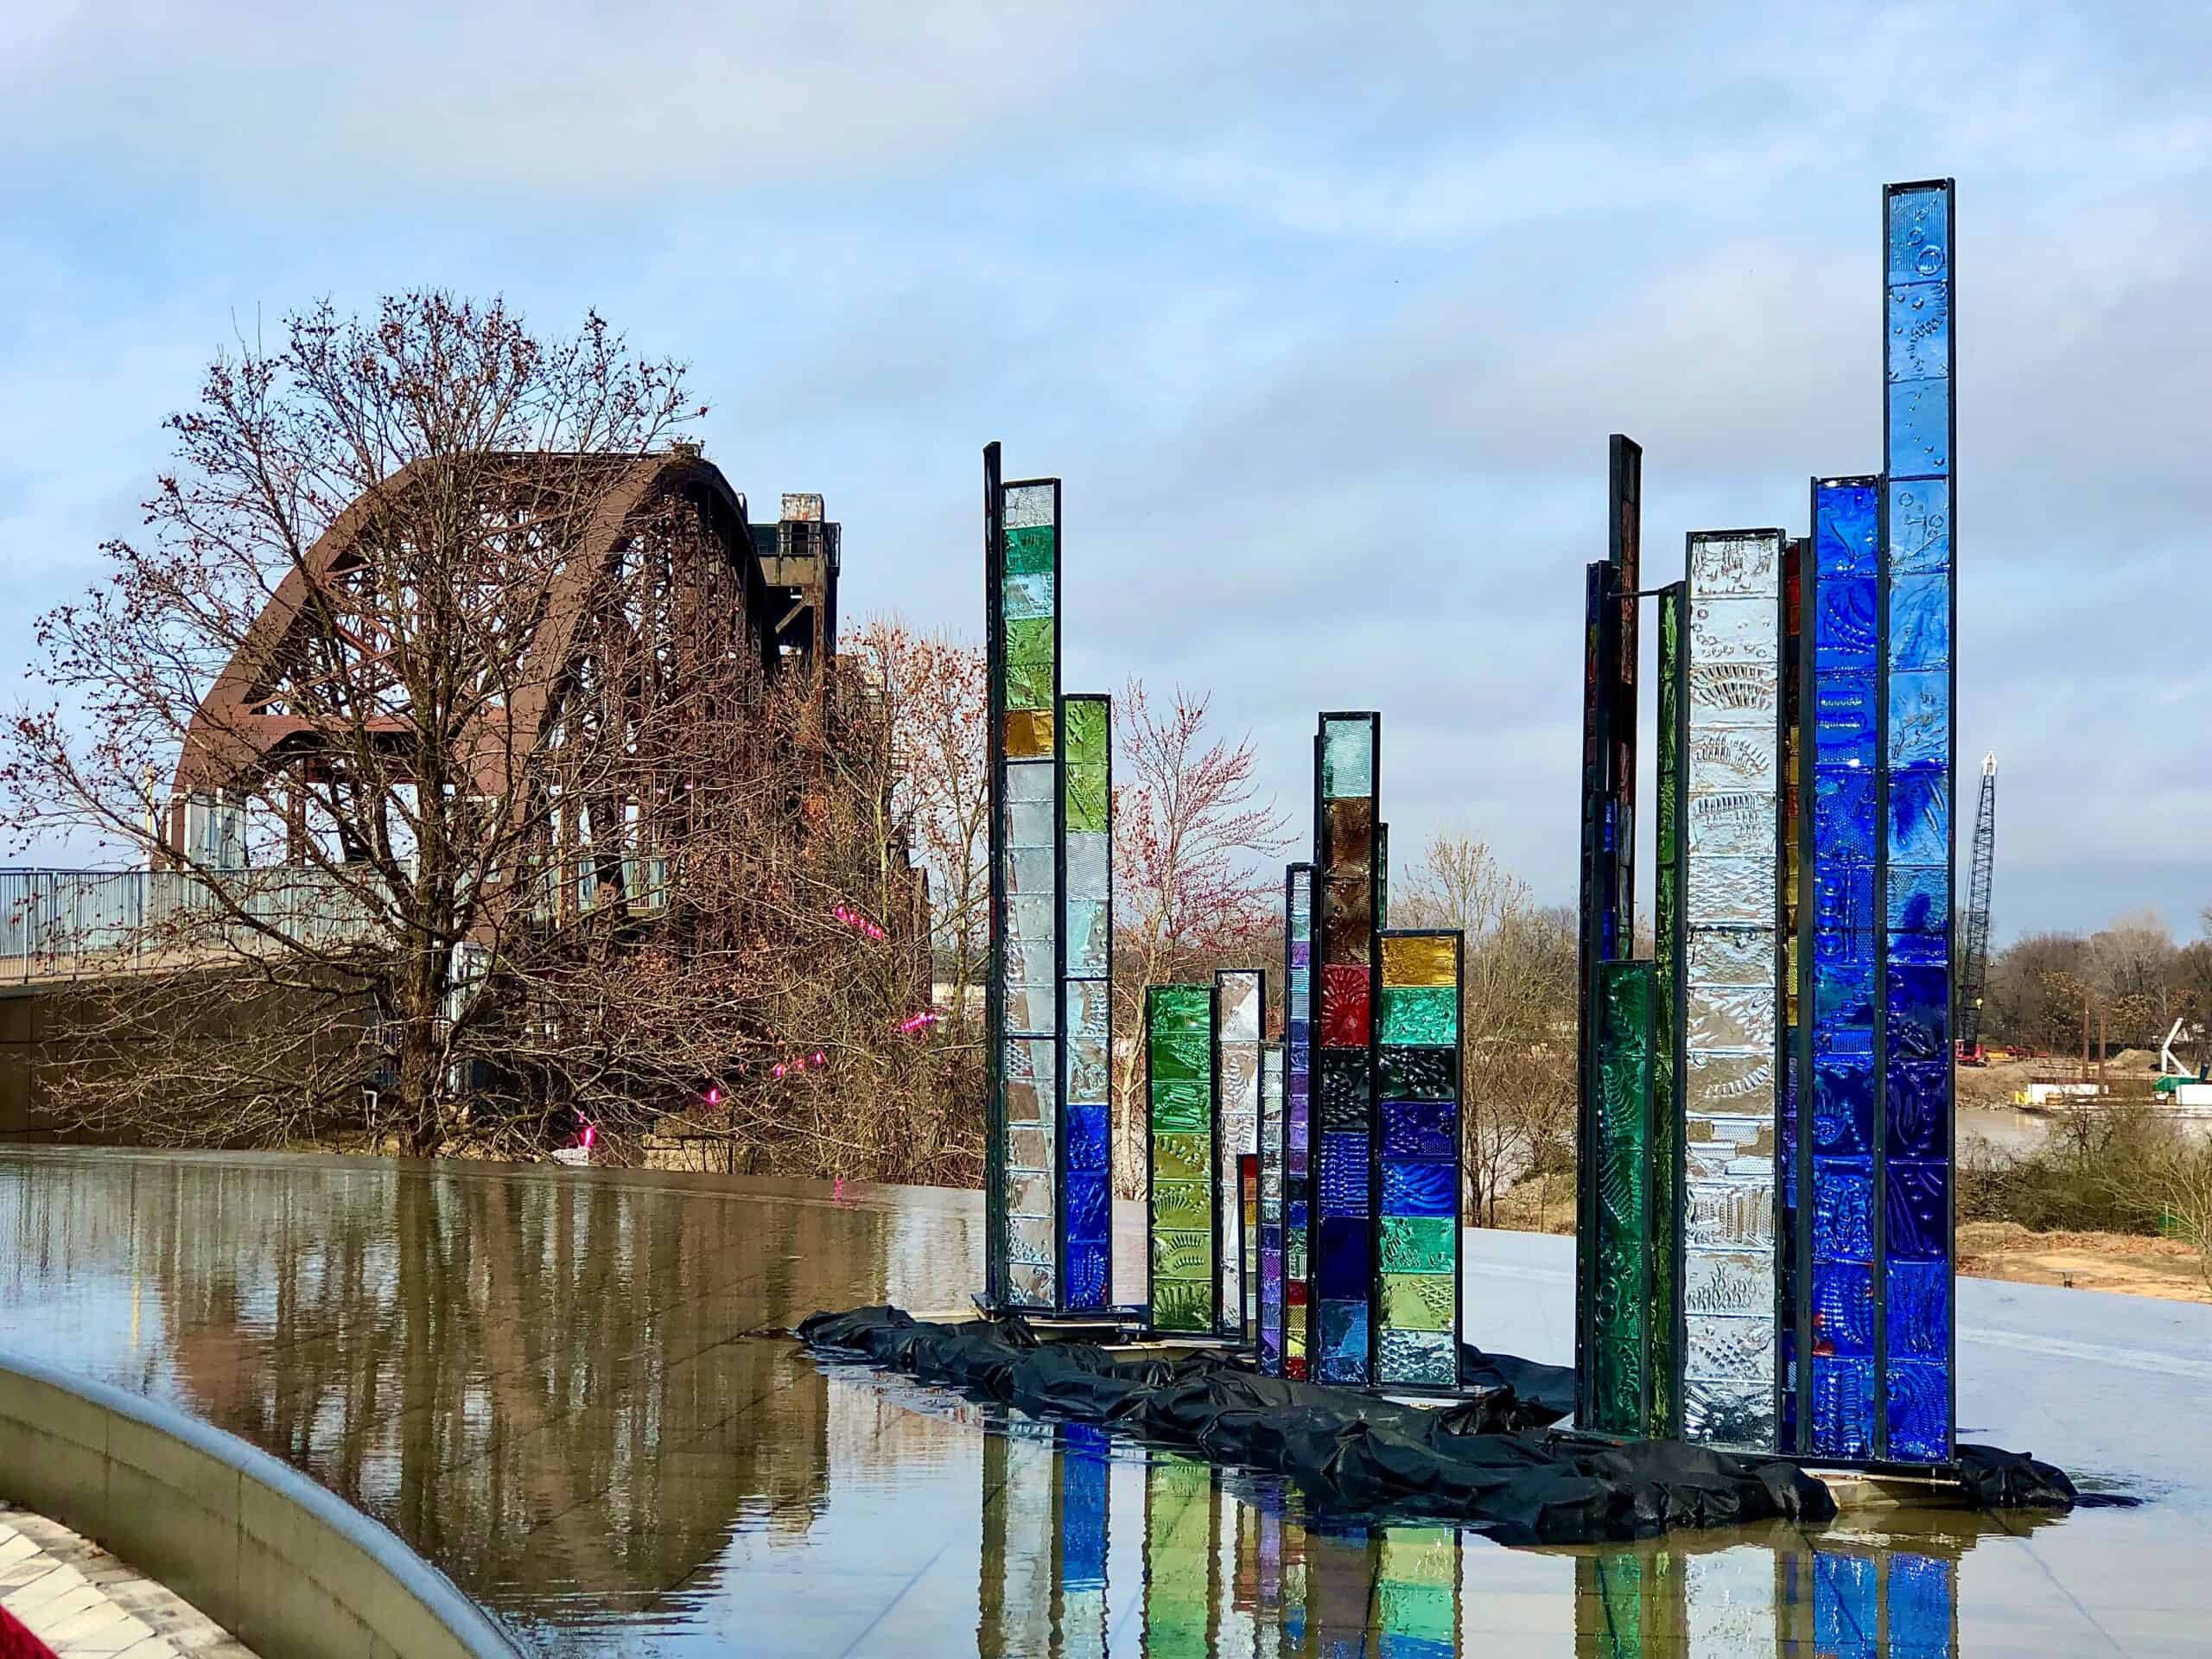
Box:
[0,1151,2113,1656]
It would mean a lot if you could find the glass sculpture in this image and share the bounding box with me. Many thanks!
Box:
[1147,983,1217,1332]
[1802,475,1883,1458]
[1779,536,1805,1447]
[1256,1040,1287,1370]
[986,449,1062,1311]
[1215,969,1265,1338]
[1059,692,1113,1310]
[1240,1152,1261,1344]
[1313,713,1381,1383]
[1587,957,1656,1433]
[1374,929,1463,1390]
[1678,526,1786,1450]
[1278,863,1317,1378]
[1880,179,1956,1465]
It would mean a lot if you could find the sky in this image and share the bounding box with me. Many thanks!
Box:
[1,1,2206,945]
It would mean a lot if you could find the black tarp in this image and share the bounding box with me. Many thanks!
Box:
[798,1306,1838,1544]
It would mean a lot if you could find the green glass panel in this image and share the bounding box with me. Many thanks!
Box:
[1589,958,1655,1437]
[1380,1215,1455,1274]
[1379,1272,1454,1332]
[1150,1079,1209,1131]
[1150,1278,1212,1334]
[1003,657,1052,712]
[1003,523,1055,576]
[1152,1131,1211,1181]
[1153,1229,1212,1281]
[1151,1027,1210,1083]
[1062,695,1106,765]
[1001,569,1054,620]
[1150,985,1210,1029]
[1004,614,1053,665]
[1154,1179,1211,1228]
[1320,718,1374,798]
[1379,986,1458,1046]
[1144,1458,1213,1653]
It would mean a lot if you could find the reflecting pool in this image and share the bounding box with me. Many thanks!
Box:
[0,1148,2206,1656]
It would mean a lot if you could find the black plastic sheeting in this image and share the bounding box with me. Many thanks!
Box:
[798,1307,2093,1545]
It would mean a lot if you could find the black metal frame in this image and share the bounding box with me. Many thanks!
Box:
[1371,925,1466,1396]
[1057,690,1112,1313]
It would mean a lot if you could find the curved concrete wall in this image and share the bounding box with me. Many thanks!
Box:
[0,1351,520,1659]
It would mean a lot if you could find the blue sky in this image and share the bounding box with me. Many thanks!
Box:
[2,1,2206,944]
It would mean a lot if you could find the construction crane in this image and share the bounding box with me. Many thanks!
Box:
[1956,751,1998,1062]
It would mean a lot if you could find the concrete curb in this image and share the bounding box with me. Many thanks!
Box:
[0,1352,519,1659]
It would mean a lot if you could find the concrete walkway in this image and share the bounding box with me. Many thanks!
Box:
[0,1510,254,1658]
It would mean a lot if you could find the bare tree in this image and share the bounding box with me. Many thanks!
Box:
[1109,682,1293,1192]
[1395,831,1576,1225]
[2088,908,2177,1047]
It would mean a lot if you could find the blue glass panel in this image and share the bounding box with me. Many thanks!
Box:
[1317,1217,1369,1288]
[1887,963,1949,1061]
[1815,1550,1877,1650]
[1886,1359,1949,1462]
[1888,479,1952,574]
[1888,378,1951,478]
[1381,1161,1455,1217]
[1811,864,1878,952]
[1319,1300,1370,1380]
[1888,671,1948,769]
[1814,959,1876,1056]
[1812,1165,1874,1264]
[1287,1199,1308,1231]
[1065,1171,1110,1236]
[1885,1160,1949,1262]
[1887,189,1949,283]
[1886,281,1953,385]
[1888,769,1949,864]
[1319,1135,1370,1217]
[1887,1260,1949,1361]
[1814,671,1878,768]
[1814,770,1877,861]
[1889,574,1950,671]
[1815,484,1881,578]
[1815,577,1878,667]
[1060,1427,1109,1584]
[1067,1103,1109,1172]
[1810,1357,1876,1459]
[1887,1058,1948,1160]
[1813,1058,1876,1155]
[1811,1260,1876,1356]
[1380,1098,1459,1160]
[1066,1243,1109,1307]
[1889,1554,1954,1653]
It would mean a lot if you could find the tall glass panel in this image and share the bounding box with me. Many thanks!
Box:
[1804,477,1882,1458]
[1588,958,1656,1433]
[1882,179,1956,1463]
[1653,584,1685,1438]
[1141,1455,1217,1656]
[1280,864,1316,1378]
[1680,528,1784,1449]
[1374,929,1462,1390]
[987,460,1061,1309]
[1313,713,1381,1384]
[1147,985,1217,1332]
[1256,1041,1287,1370]
[1059,693,1112,1310]
[1215,969,1264,1338]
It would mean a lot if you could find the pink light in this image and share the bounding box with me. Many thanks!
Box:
[705,1086,721,1107]
[772,1063,786,1079]
[580,1122,597,1149]
[811,1051,826,1068]
[896,1010,940,1035]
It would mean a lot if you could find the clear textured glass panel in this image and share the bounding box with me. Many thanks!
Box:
[1683,1250,1769,1317]
[1688,928,1771,987]
[1001,569,1054,620]
[1065,899,1108,976]
[1001,983,1055,1036]
[1685,1049,1775,1116]
[1886,280,1953,384]
[1219,972,1262,1041]
[1009,1216,1055,1265]
[1687,984,1777,1052]
[1067,979,1110,1039]
[1001,934,1053,987]
[1004,799,1053,850]
[1687,792,1773,859]
[1065,832,1109,899]
[1684,1315,1777,1385]
[1683,1378,1776,1450]
[1002,483,1056,531]
[1005,849,1054,894]
[1688,532,1780,598]
[1688,661,1779,728]
[1008,894,1056,949]
[1066,1037,1109,1104]
[1690,597,1778,664]
[1376,1330,1457,1388]
[1005,761,1054,804]
[1320,718,1374,799]
[1889,480,1952,574]
[1687,854,1777,926]
[1687,726,1777,794]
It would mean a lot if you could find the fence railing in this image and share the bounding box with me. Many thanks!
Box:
[2,859,671,985]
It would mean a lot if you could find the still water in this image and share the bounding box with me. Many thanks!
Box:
[0,1148,2205,1656]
